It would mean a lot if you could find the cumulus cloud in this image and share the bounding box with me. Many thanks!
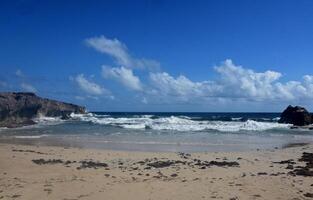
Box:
[74,74,106,95]
[149,72,209,98]
[148,59,313,103]
[213,59,282,99]
[85,36,160,70]
[83,35,313,107]
[102,66,143,91]
[20,83,37,93]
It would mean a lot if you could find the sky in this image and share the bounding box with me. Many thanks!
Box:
[1,0,313,112]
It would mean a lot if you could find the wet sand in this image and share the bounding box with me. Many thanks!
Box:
[0,143,313,200]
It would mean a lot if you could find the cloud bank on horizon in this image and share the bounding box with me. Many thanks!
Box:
[1,35,313,111]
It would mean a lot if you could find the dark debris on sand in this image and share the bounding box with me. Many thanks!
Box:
[144,157,239,169]
[147,160,179,168]
[77,160,108,170]
[194,159,239,168]
[13,149,47,155]
[288,152,313,177]
[208,161,239,167]
[32,151,240,172]
[32,158,108,170]
[32,159,64,165]
[257,172,268,176]
[273,159,296,165]
[177,152,191,159]
[304,193,313,198]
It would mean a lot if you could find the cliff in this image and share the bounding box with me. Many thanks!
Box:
[0,92,85,128]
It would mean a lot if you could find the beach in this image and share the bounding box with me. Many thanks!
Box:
[2,1,313,199]
[1,143,313,200]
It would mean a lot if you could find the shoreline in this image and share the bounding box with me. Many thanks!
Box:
[1,136,312,153]
[1,143,313,199]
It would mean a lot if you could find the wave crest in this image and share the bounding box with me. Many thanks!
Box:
[69,113,291,132]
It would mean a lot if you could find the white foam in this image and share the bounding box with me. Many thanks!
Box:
[0,127,8,131]
[149,119,291,132]
[14,135,48,139]
[33,115,64,125]
[231,117,242,121]
[69,113,291,132]
[272,117,281,121]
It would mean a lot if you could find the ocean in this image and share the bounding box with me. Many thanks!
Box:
[0,112,312,152]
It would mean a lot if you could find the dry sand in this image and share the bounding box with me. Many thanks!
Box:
[0,143,313,200]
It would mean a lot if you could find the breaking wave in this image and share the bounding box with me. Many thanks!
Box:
[33,115,65,126]
[14,135,48,139]
[69,113,291,132]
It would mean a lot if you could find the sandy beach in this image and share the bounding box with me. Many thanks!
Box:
[0,143,313,200]
[2,0,313,199]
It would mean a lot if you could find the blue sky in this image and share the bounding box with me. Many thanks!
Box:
[1,0,313,112]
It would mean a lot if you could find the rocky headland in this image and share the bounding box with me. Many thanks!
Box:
[0,92,85,128]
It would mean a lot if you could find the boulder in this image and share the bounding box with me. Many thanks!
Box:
[0,92,85,128]
[279,105,312,126]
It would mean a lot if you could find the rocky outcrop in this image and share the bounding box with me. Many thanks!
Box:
[0,92,85,128]
[279,105,312,126]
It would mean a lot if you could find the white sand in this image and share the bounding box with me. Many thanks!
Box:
[0,143,313,200]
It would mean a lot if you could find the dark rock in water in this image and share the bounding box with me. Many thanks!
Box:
[0,92,85,128]
[279,105,312,126]
[290,126,299,129]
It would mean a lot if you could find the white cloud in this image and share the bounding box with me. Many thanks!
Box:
[148,59,313,103]
[102,66,143,91]
[74,74,106,95]
[213,59,282,99]
[20,83,37,93]
[86,36,131,67]
[85,35,160,70]
[15,69,24,77]
[303,75,313,83]
[149,72,209,98]
[83,35,313,108]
